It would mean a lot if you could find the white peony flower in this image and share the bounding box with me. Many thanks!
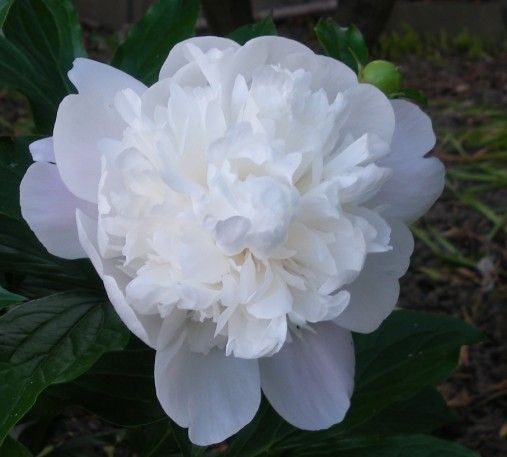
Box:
[20,36,445,445]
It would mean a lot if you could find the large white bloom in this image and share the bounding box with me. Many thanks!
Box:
[20,36,444,445]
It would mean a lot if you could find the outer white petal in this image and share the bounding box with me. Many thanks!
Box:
[159,36,240,79]
[76,210,160,347]
[282,52,358,100]
[29,137,54,162]
[53,94,125,203]
[260,322,354,430]
[155,342,261,445]
[69,58,147,99]
[20,162,95,259]
[342,84,396,143]
[335,219,414,333]
[368,99,445,223]
[54,59,147,203]
[230,36,311,82]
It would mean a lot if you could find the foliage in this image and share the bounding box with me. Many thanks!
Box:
[228,17,277,45]
[378,24,491,60]
[315,19,369,74]
[112,0,199,85]
[0,1,481,455]
[315,18,426,104]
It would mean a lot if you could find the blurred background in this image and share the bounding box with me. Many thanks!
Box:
[1,1,506,456]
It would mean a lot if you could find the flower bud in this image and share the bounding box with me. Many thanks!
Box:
[361,60,402,96]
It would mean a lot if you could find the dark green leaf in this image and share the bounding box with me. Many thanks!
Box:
[314,19,368,73]
[4,0,85,86]
[0,436,32,456]
[47,310,479,456]
[0,286,25,308]
[392,88,428,107]
[344,309,481,429]
[294,434,478,457]
[0,291,129,444]
[0,136,99,294]
[0,38,58,133]
[0,215,100,294]
[0,0,85,133]
[46,337,165,427]
[350,386,456,436]
[345,25,369,67]
[0,0,14,28]
[228,17,277,45]
[222,310,480,456]
[112,0,199,85]
[0,136,34,219]
[125,420,206,457]
[125,421,178,457]
[222,399,293,457]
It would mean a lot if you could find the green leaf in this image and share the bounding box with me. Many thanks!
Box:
[0,291,129,444]
[296,434,479,457]
[344,309,481,429]
[0,215,100,294]
[0,38,58,133]
[314,19,368,73]
[0,136,34,220]
[221,399,293,457]
[392,88,428,106]
[350,386,456,436]
[125,420,206,457]
[0,0,85,133]
[112,0,199,86]
[228,17,277,45]
[0,436,32,456]
[125,421,178,457]
[222,310,480,456]
[0,286,25,308]
[46,338,165,427]
[0,137,100,294]
[48,310,479,456]
[0,0,14,28]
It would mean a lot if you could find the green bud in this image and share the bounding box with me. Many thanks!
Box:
[360,60,402,96]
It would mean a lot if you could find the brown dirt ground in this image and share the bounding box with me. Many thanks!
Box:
[397,53,507,457]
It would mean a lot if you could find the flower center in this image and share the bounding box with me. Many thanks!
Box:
[95,60,393,358]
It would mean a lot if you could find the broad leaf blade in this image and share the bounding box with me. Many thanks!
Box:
[0,137,100,294]
[125,420,205,457]
[296,434,479,457]
[0,136,34,220]
[350,386,456,436]
[0,0,14,28]
[228,17,277,45]
[46,338,165,427]
[222,310,480,456]
[346,309,482,429]
[44,310,479,456]
[0,436,32,456]
[0,215,99,293]
[314,18,368,73]
[0,0,85,133]
[0,286,25,308]
[112,0,199,85]
[0,291,129,444]
[0,38,58,133]
[392,88,428,106]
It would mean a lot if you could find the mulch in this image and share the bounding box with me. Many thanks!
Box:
[397,52,507,457]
